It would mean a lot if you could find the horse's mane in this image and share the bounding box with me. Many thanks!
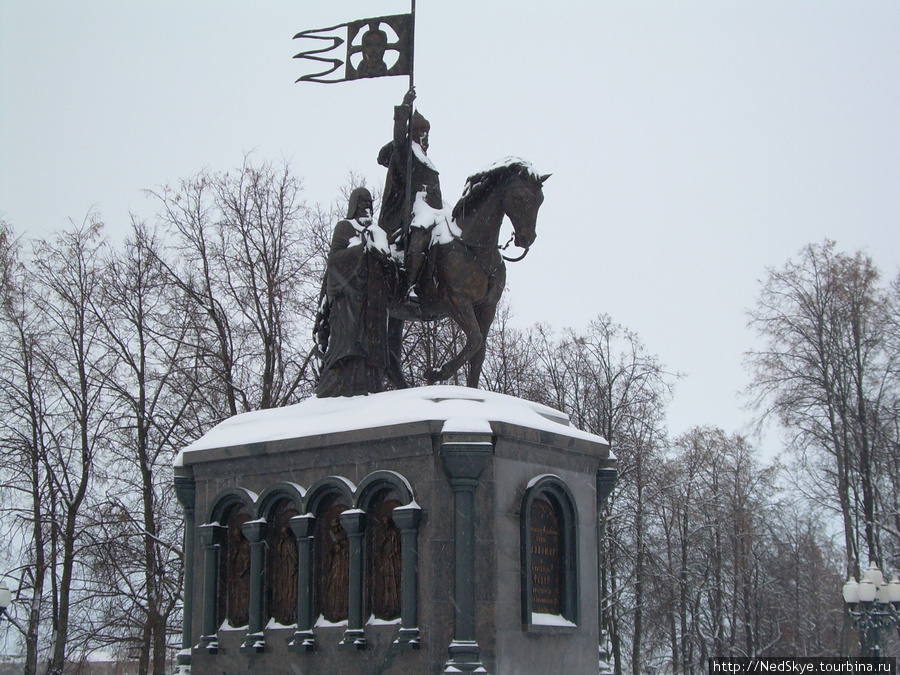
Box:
[451,159,539,221]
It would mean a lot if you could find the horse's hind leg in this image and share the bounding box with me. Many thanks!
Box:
[425,300,482,385]
[386,317,408,389]
[466,303,497,388]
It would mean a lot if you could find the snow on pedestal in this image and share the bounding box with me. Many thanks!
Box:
[176,384,609,465]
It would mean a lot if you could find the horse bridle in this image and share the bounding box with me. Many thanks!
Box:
[499,232,530,262]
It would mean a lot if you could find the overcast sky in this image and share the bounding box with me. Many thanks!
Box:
[2,1,898,451]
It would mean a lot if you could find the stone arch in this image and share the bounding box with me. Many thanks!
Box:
[255,482,306,520]
[207,486,256,525]
[355,470,414,511]
[303,476,356,516]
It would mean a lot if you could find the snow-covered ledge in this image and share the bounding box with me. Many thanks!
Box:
[176,385,610,467]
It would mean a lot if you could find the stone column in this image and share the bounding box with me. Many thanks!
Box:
[339,509,367,649]
[240,520,267,654]
[288,513,316,652]
[596,461,618,675]
[197,522,226,654]
[440,432,493,674]
[392,503,422,649]
[173,468,195,671]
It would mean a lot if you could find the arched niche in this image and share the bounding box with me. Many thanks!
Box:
[255,483,305,627]
[365,492,402,621]
[357,470,421,646]
[357,472,413,620]
[520,475,579,631]
[305,477,356,624]
[206,488,257,632]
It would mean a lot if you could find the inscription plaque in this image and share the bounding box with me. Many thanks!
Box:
[530,497,561,614]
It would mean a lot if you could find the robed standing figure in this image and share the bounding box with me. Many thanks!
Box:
[315,188,391,397]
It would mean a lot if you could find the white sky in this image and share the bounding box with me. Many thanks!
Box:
[2,1,899,451]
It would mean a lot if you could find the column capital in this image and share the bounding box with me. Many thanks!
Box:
[198,522,225,547]
[440,434,493,484]
[289,513,315,538]
[339,508,367,535]
[596,463,618,508]
[241,519,267,543]
[391,503,422,531]
[173,467,196,512]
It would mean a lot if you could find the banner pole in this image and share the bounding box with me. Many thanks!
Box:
[403,0,417,263]
[409,0,416,90]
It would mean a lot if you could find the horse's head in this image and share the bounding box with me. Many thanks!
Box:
[502,172,549,249]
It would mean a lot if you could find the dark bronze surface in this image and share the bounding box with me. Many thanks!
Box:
[293,14,412,84]
[221,509,251,627]
[268,501,300,625]
[315,92,547,397]
[367,497,402,620]
[315,188,391,398]
[315,499,350,622]
[386,160,548,388]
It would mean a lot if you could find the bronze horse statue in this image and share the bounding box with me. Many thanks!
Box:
[386,159,549,388]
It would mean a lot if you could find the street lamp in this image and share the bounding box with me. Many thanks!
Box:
[842,563,900,657]
[0,580,11,620]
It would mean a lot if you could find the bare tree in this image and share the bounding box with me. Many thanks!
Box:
[478,300,546,400]
[763,498,846,656]
[642,427,848,670]
[880,274,900,570]
[79,219,193,672]
[399,318,466,388]
[523,315,676,675]
[0,220,53,673]
[148,157,322,420]
[746,241,896,577]
[26,215,115,673]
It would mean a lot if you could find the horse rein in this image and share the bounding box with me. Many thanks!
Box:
[499,232,530,262]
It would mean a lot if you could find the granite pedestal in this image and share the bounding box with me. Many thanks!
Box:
[174,385,615,674]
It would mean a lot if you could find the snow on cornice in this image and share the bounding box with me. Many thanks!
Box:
[175,385,607,466]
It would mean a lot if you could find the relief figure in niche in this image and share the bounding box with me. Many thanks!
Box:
[316,501,349,622]
[223,509,251,627]
[368,497,402,620]
[268,501,299,625]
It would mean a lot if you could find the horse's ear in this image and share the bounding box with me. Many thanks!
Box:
[539,173,552,184]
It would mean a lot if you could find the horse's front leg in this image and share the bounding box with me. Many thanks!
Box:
[425,300,482,385]
[386,317,408,389]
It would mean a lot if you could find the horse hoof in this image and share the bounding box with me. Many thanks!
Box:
[388,369,409,390]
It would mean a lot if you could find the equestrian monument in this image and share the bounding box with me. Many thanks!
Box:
[174,28,616,673]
